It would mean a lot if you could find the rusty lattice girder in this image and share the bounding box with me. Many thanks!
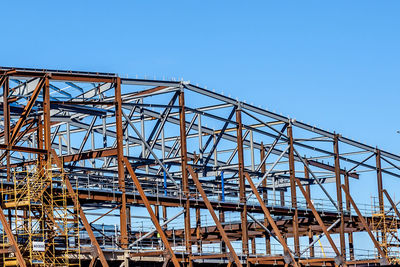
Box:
[0,66,398,266]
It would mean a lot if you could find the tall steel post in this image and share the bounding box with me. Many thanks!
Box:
[115,77,128,248]
[43,77,51,157]
[179,88,192,262]
[333,134,345,258]
[2,76,10,181]
[376,149,384,214]
[236,105,248,256]
[287,123,299,256]
[344,173,354,260]
[304,164,314,257]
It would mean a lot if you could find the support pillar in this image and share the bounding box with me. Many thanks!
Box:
[196,207,202,253]
[115,77,128,249]
[333,134,345,258]
[179,89,192,262]
[376,149,384,214]
[236,106,248,256]
[344,173,354,260]
[304,164,314,258]
[219,209,226,253]
[287,124,299,256]
[2,76,12,228]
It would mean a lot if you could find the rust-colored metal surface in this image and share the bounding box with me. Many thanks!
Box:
[0,66,398,266]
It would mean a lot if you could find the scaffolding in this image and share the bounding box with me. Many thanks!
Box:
[371,197,400,264]
[0,159,80,266]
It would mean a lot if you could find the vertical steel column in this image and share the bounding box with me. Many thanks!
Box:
[196,207,202,253]
[115,77,128,249]
[375,149,386,256]
[37,115,44,171]
[178,89,192,259]
[127,205,132,236]
[287,124,299,256]
[2,76,10,181]
[280,191,285,206]
[219,209,226,253]
[304,164,314,258]
[0,76,24,266]
[43,77,51,157]
[333,134,345,258]
[260,142,271,254]
[376,149,384,214]
[2,76,12,228]
[163,206,168,225]
[236,105,248,256]
[251,238,256,255]
[344,173,354,260]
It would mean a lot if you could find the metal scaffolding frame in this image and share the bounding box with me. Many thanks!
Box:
[0,66,399,266]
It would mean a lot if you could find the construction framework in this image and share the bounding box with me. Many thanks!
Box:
[0,66,399,266]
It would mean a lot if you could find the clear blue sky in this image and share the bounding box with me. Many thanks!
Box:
[2,1,399,154]
[3,0,399,254]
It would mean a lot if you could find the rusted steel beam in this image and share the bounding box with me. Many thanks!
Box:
[50,74,114,83]
[51,150,109,267]
[344,173,354,260]
[115,77,128,249]
[61,148,118,163]
[287,124,299,256]
[187,165,243,267]
[196,206,202,253]
[89,257,98,267]
[2,75,10,187]
[0,206,26,267]
[341,184,388,264]
[10,76,45,145]
[132,86,167,97]
[43,77,51,159]
[178,89,192,258]
[190,253,229,260]
[236,106,248,256]
[294,178,344,265]
[123,157,181,267]
[219,209,226,253]
[130,250,165,257]
[50,100,114,106]
[244,173,298,267]
[383,189,400,220]
[304,163,315,258]
[0,144,46,154]
[4,68,115,83]
[307,160,359,179]
[376,149,384,214]
[333,134,346,258]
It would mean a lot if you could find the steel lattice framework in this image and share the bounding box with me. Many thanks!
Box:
[0,66,399,266]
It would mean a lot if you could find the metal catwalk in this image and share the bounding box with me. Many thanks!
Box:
[0,66,399,266]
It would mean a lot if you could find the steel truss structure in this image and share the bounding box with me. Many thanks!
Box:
[0,66,399,266]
